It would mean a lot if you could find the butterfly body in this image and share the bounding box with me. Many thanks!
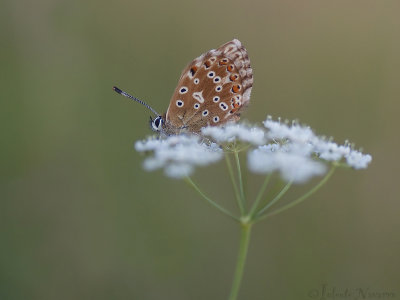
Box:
[114,39,253,135]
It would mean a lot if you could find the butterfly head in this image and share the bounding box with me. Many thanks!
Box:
[150,115,164,132]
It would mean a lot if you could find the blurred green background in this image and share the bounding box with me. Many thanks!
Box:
[1,0,399,299]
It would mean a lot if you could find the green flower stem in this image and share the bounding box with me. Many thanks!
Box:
[225,154,244,214]
[255,165,337,222]
[229,221,252,300]
[184,177,239,222]
[234,151,246,213]
[249,174,272,218]
[255,180,293,218]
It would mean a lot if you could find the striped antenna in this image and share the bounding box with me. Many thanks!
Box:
[113,86,160,116]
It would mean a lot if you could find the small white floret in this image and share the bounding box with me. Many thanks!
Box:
[345,150,372,169]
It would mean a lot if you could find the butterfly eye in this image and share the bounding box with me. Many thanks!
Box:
[215,85,222,92]
[213,116,220,123]
[176,100,184,107]
[207,71,215,78]
[194,78,200,84]
[213,76,221,83]
[202,110,209,116]
[179,87,188,94]
[194,103,200,109]
[151,116,163,131]
[213,96,220,103]
[227,65,234,72]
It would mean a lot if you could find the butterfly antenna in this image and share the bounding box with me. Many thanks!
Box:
[113,86,160,116]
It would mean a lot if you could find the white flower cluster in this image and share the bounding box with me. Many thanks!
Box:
[262,117,372,169]
[135,135,223,178]
[135,116,372,181]
[246,116,372,182]
[248,143,327,183]
[201,123,266,145]
[263,118,315,144]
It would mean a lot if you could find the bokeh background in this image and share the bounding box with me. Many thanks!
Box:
[1,0,399,299]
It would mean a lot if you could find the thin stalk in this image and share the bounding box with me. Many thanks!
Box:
[256,166,336,222]
[234,151,246,213]
[225,154,244,214]
[229,222,252,300]
[184,177,239,221]
[255,180,293,218]
[249,174,272,218]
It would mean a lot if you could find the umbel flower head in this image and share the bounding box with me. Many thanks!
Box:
[135,116,372,182]
[135,134,223,178]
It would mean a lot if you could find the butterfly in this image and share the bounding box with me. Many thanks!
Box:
[113,39,253,135]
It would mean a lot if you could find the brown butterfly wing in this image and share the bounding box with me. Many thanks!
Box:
[165,39,253,134]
